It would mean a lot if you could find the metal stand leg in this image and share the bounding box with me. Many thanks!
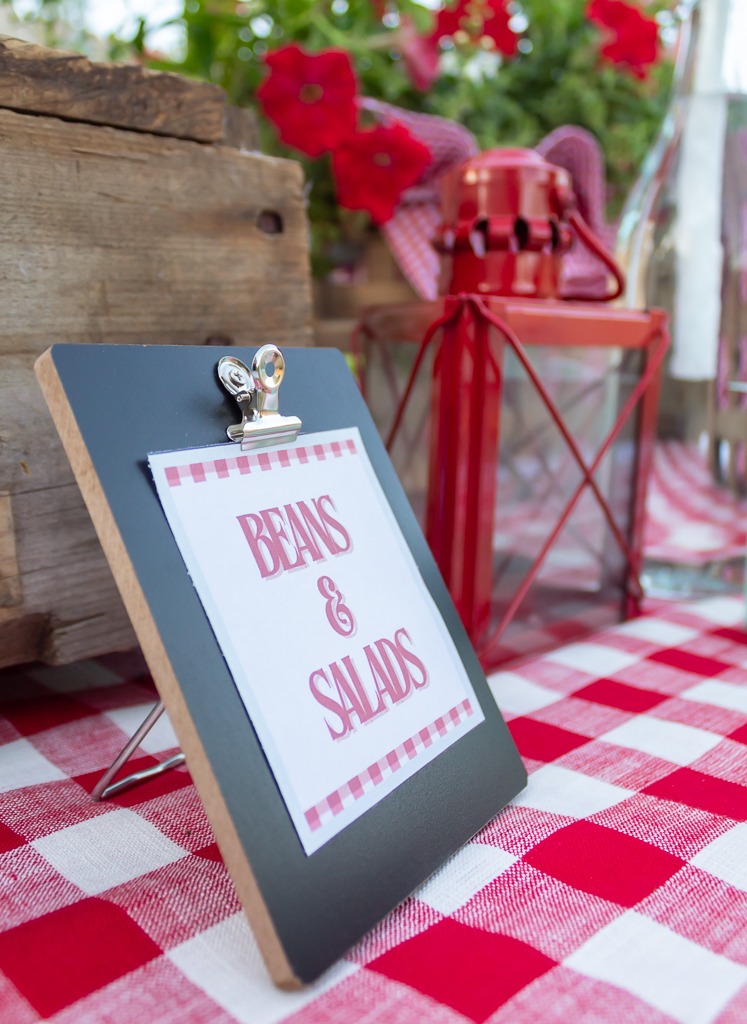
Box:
[91,700,186,802]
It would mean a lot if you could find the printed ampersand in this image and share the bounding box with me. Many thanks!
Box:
[317,576,356,637]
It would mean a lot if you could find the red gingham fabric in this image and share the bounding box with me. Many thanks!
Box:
[534,125,617,300]
[488,439,747,604]
[644,441,747,565]
[359,97,479,300]
[4,596,747,1022]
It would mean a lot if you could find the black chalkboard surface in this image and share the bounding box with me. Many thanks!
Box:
[36,343,526,989]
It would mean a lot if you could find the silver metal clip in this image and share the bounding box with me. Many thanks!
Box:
[218,345,301,451]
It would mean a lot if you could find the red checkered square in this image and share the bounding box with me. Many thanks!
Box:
[0,820,24,855]
[508,718,590,762]
[368,917,556,1023]
[523,819,685,907]
[649,648,732,679]
[0,695,97,737]
[643,767,747,821]
[730,722,747,746]
[573,679,669,714]
[0,897,160,1017]
[713,627,747,647]
[194,841,223,863]
[709,622,747,647]
[74,758,193,809]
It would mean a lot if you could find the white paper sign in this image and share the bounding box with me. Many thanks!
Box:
[149,427,483,854]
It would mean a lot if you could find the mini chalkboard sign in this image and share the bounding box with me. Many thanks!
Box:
[35,343,526,990]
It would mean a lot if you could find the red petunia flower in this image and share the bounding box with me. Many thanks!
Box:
[587,0,658,78]
[257,45,358,157]
[332,123,432,224]
[431,0,518,57]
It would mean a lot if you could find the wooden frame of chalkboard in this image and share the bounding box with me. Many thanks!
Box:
[35,343,526,989]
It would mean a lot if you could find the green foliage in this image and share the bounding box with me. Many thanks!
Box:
[426,0,673,211]
[145,0,673,270]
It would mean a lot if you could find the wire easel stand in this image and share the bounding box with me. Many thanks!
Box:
[91,700,185,802]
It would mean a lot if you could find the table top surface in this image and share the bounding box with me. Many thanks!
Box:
[2,595,747,1024]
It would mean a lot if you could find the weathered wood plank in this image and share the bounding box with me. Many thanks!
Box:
[0,355,76,497]
[0,613,49,670]
[0,107,313,357]
[0,35,226,142]
[0,492,21,611]
[0,97,312,667]
[12,482,136,663]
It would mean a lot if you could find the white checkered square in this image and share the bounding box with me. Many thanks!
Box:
[691,823,747,893]
[414,842,517,916]
[679,598,745,627]
[599,716,722,766]
[613,619,700,646]
[680,681,747,715]
[0,738,66,793]
[565,910,747,1024]
[169,912,358,1024]
[105,703,179,754]
[511,764,634,818]
[32,807,188,894]
[487,672,563,715]
[544,644,640,676]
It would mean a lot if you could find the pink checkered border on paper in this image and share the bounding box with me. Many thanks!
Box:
[164,438,358,487]
[305,698,474,832]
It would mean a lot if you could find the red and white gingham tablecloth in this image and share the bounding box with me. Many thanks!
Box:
[3,597,747,1024]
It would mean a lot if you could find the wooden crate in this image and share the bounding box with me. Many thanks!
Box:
[0,36,313,668]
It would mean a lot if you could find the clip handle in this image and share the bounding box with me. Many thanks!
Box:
[218,346,302,451]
